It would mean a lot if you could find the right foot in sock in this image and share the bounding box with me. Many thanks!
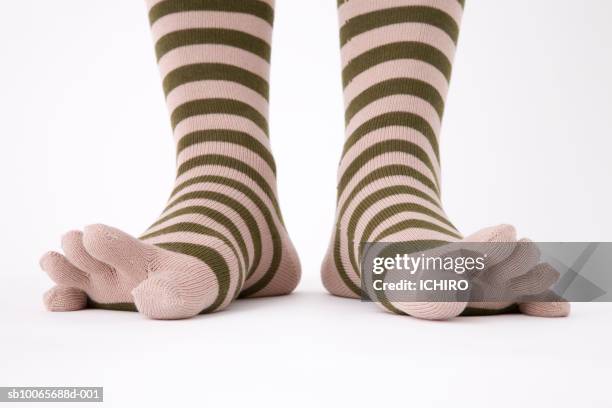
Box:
[40,0,300,319]
[42,220,300,319]
[324,0,568,320]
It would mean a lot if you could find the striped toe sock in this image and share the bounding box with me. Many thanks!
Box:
[322,0,497,319]
[323,0,569,320]
[141,0,300,293]
[42,0,301,319]
[137,0,301,315]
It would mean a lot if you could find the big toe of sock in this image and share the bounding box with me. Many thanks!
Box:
[132,275,207,320]
[463,224,518,266]
[464,224,516,243]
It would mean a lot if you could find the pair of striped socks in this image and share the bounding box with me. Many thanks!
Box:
[41,0,569,320]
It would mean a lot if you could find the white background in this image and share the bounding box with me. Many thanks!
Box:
[1,1,611,407]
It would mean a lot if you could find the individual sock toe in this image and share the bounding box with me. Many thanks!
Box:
[464,224,516,243]
[393,301,467,321]
[132,277,186,320]
[519,291,571,317]
[43,286,87,312]
[519,302,570,317]
[510,263,560,296]
[62,230,114,275]
[82,224,150,281]
[132,273,217,320]
[463,224,517,266]
[487,238,540,285]
[40,251,90,289]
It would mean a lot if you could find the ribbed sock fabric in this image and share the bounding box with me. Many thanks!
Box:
[322,0,569,319]
[41,0,300,319]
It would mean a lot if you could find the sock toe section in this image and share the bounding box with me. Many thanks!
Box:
[465,224,516,243]
[132,272,218,320]
[519,298,571,318]
[132,277,187,320]
[83,224,151,280]
[40,251,90,289]
[463,224,518,266]
[487,238,540,285]
[510,263,560,296]
[43,286,87,312]
[392,301,467,320]
[62,230,114,275]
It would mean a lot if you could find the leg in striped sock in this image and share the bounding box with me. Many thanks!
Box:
[322,0,568,319]
[41,0,300,319]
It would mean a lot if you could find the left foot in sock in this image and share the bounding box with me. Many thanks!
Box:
[323,0,568,319]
